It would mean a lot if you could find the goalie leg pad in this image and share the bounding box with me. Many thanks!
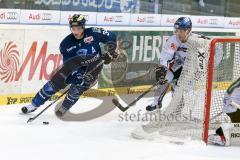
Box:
[212,123,240,146]
[222,123,240,146]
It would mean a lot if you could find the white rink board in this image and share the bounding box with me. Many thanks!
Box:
[0,24,240,97]
[0,26,68,95]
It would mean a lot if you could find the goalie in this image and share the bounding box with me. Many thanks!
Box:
[146,17,201,111]
[208,77,240,146]
[132,17,195,138]
[132,17,219,139]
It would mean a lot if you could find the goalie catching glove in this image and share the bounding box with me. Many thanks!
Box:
[155,65,174,85]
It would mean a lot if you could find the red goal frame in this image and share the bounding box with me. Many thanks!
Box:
[203,38,240,144]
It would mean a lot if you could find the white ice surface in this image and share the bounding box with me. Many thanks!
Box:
[0,93,239,160]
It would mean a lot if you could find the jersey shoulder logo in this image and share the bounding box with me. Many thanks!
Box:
[92,27,102,33]
[171,43,177,50]
[84,36,94,44]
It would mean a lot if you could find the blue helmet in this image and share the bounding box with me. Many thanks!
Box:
[174,17,192,30]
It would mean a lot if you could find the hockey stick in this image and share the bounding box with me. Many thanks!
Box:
[27,60,104,123]
[112,81,159,112]
[27,89,68,123]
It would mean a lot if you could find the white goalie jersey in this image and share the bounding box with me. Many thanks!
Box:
[160,33,223,82]
[160,34,191,71]
[159,33,202,82]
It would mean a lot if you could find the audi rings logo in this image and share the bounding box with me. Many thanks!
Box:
[0,42,20,83]
[42,13,52,21]
[6,12,18,20]
[209,19,218,25]
[115,16,123,23]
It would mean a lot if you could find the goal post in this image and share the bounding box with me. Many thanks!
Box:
[203,38,240,144]
[132,37,240,144]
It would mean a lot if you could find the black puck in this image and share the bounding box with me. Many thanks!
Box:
[43,121,49,125]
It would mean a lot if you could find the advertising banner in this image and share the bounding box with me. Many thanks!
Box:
[130,14,161,26]
[191,16,225,28]
[224,17,240,28]
[60,11,97,25]
[32,0,139,13]
[20,10,60,24]
[0,25,237,104]
[99,30,236,88]
[97,12,130,25]
[1,8,240,28]
[0,9,20,23]
[160,14,190,26]
[0,28,68,96]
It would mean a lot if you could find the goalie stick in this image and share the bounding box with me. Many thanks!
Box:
[27,60,104,123]
[112,81,159,112]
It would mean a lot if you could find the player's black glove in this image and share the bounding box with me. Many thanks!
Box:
[155,65,168,85]
[101,51,118,64]
[102,41,118,64]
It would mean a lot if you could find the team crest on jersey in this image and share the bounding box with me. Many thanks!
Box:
[84,36,94,44]
[171,43,177,50]
[76,49,88,57]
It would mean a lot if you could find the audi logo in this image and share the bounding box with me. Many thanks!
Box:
[6,12,18,20]
[209,19,218,25]
[42,13,52,21]
[115,16,123,22]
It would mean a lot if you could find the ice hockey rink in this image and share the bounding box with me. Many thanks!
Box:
[0,93,239,160]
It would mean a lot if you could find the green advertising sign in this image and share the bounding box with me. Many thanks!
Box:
[99,31,235,88]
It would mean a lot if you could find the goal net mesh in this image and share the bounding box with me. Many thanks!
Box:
[135,37,240,142]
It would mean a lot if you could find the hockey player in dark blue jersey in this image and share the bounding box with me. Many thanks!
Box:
[21,14,117,116]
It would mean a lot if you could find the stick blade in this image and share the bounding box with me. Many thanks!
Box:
[27,117,34,123]
[112,99,128,112]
